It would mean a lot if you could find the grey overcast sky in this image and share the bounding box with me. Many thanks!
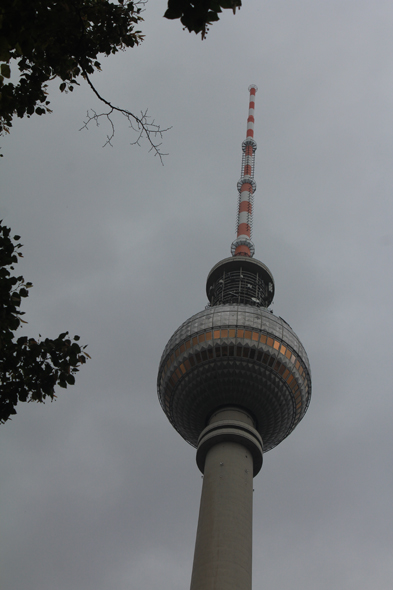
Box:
[1,1,393,589]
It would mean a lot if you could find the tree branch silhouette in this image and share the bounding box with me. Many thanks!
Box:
[80,67,171,163]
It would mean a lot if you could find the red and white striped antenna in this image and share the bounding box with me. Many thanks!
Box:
[231,85,258,258]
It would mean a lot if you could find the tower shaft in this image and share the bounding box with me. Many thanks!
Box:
[190,408,263,590]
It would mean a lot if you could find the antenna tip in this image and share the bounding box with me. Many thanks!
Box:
[248,84,258,93]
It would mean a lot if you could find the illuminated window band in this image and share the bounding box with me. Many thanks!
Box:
[160,328,310,422]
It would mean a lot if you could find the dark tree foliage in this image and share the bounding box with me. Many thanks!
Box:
[0,1,238,154]
[0,222,89,424]
[164,0,242,38]
[0,0,144,135]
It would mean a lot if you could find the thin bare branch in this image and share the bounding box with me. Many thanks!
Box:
[79,67,171,164]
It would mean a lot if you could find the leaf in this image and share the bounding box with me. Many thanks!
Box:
[1,63,10,79]
[164,7,183,19]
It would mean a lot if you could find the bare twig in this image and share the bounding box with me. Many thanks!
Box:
[79,67,171,164]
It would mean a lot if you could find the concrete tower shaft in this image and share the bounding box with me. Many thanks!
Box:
[190,408,262,590]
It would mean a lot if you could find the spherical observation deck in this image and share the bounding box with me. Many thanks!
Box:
[157,287,311,452]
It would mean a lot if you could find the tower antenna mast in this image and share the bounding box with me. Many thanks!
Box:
[231,84,258,258]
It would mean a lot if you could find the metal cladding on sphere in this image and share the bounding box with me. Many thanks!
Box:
[157,304,311,453]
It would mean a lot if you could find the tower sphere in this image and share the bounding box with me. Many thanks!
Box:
[157,259,311,453]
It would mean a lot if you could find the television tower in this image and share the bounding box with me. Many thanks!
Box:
[157,86,312,590]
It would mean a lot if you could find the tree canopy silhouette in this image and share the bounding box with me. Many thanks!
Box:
[0,1,171,156]
[164,0,241,38]
[0,222,90,424]
[0,1,241,154]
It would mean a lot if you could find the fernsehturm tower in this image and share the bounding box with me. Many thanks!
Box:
[157,86,312,590]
